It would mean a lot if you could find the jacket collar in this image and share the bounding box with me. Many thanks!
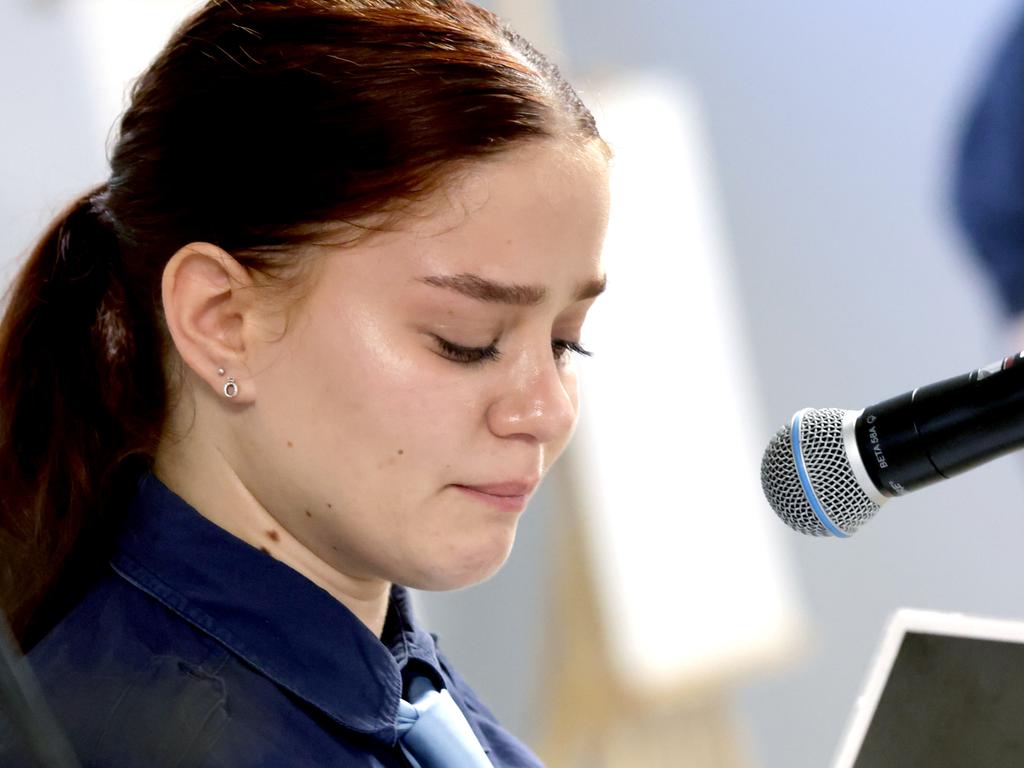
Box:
[110,471,443,745]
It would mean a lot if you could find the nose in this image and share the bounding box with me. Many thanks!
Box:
[486,352,578,444]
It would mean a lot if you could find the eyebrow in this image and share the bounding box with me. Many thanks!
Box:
[418,273,607,306]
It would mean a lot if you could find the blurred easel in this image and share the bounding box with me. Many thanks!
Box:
[535,465,754,768]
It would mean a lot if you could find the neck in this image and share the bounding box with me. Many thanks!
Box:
[153,424,392,638]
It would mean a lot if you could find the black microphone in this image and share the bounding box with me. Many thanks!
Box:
[760,351,1024,537]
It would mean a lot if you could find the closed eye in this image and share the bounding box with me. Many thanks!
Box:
[552,340,592,362]
[433,335,501,364]
[433,335,593,365]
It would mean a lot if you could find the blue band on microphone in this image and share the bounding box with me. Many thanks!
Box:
[791,412,848,538]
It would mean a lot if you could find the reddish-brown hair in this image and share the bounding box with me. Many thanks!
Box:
[0,0,604,648]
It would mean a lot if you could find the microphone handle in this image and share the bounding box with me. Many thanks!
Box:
[854,352,1024,497]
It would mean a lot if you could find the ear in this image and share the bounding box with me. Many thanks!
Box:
[161,242,258,403]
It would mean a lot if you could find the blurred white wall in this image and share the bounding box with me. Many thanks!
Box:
[0,0,200,279]
[1,1,99,285]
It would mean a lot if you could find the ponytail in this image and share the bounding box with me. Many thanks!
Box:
[0,188,165,649]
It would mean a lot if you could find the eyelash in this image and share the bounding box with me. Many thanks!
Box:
[433,335,593,365]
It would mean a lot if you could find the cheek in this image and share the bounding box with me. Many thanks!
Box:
[544,368,581,466]
[287,306,473,467]
[566,368,581,411]
[560,367,582,428]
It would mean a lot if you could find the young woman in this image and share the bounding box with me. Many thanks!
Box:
[0,1,610,765]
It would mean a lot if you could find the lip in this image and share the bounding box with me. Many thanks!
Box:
[458,480,538,497]
[451,480,538,511]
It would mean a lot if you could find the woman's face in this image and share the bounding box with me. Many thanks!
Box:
[236,139,610,591]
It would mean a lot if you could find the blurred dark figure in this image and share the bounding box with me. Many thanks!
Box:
[955,8,1024,326]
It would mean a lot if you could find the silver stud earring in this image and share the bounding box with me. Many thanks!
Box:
[218,368,238,399]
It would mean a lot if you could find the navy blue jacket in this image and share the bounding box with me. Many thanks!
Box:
[0,472,543,767]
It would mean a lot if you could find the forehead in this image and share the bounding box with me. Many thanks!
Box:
[327,140,610,295]
[446,139,611,222]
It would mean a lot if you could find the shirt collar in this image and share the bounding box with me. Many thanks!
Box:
[109,471,443,744]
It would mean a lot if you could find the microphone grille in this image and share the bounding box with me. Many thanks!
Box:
[760,408,882,536]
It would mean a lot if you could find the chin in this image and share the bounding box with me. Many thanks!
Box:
[408,534,515,591]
